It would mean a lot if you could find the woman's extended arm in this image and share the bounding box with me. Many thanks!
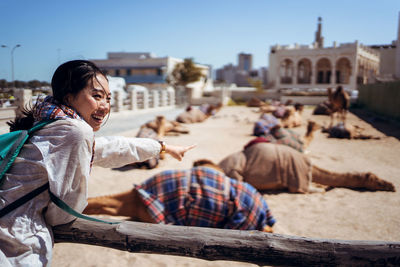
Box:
[94,136,195,168]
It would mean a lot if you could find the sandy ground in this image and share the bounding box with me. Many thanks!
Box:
[52,105,400,267]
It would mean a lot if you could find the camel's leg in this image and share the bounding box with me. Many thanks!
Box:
[329,112,335,128]
[311,166,395,192]
[342,109,347,125]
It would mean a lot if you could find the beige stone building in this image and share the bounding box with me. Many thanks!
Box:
[268,17,380,91]
[91,52,212,98]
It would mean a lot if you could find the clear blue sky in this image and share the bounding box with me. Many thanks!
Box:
[1,0,399,82]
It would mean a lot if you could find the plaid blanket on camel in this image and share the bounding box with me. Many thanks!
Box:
[135,166,275,230]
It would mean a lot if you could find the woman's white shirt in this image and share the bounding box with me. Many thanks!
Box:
[0,118,160,266]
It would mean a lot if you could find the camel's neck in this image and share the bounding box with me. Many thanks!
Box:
[327,88,333,101]
[302,123,318,149]
[83,189,155,223]
[302,130,314,149]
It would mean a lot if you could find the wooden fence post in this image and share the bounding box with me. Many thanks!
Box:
[53,219,400,266]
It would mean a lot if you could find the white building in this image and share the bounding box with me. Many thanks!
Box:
[91,52,213,98]
[268,17,380,91]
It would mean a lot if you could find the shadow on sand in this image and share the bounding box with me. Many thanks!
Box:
[350,107,400,141]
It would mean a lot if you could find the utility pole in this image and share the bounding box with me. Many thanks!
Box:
[1,44,21,88]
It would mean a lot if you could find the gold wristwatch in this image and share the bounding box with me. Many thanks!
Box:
[159,140,166,154]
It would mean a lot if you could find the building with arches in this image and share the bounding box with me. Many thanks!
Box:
[268,17,380,91]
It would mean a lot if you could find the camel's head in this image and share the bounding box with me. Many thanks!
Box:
[364,173,396,192]
[282,106,295,120]
[306,120,321,134]
[156,115,166,122]
[294,103,304,113]
[193,159,225,174]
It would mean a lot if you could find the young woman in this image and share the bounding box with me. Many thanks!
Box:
[0,60,194,266]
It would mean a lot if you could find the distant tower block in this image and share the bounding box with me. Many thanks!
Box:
[238,53,253,71]
[315,17,324,48]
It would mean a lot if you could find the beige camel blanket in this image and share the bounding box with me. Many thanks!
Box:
[219,143,312,193]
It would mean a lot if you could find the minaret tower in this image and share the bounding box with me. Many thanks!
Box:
[315,17,324,48]
[396,12,400,79]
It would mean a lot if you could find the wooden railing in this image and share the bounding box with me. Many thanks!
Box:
[53,219,400,266]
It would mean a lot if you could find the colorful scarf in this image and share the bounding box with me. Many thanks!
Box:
[33,96,95,170]
[33,96,83,121]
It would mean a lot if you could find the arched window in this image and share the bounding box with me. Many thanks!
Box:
[335,58,351,84]
[316,58,332,84]
[280,59,294,84]
[297,58,312,84]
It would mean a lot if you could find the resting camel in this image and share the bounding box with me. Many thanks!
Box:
[253,119,320,153]
[214,142,395,193]
[176,103,222,124]
[126,116,189,169]
[313,100,333,115]
[322,122,381,140]
[144,115,189,137]
[247,97,265,107]
[83,166,276,232]
[328,86,350,127]
[280,103,304,128]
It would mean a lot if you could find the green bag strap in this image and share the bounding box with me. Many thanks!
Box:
[0,182,120,224]
[28,120,56,134]
[0,119,120,225]
[0,182,49,218]
[0,120,55,186]
[48,187,120,225]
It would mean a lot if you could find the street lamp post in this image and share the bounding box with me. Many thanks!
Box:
[1,44,21,88]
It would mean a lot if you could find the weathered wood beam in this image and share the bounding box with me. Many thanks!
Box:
[53,219,400,266]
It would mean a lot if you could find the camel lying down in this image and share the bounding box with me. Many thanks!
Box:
[84,166,276,232]
[127,116,190,169]
[144,115,190,138]
[214,142,395,193]
[322,122,381,140]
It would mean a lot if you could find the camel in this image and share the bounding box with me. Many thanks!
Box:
[127,125,161,169]
[176,103,222,124]
[313,100,333,115]
[125,116,189,169]
[215,142,395,193]
[322,122,381,140]
[280,103,304,128]
[327,86,350,127]
[83,166,276,232]
[144,116,189,137]
[247,97,265,107]
[253,114,319,152]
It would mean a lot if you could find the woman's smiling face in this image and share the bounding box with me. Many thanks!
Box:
[66,74,111,131]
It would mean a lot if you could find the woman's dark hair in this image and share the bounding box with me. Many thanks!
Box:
[7,60,107,131]
[51,60,106,103]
